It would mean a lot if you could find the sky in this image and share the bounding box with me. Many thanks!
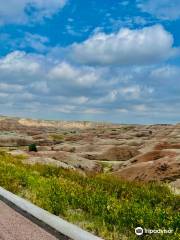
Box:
[0,0,180,124]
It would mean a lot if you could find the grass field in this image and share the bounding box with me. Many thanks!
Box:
[0,151,179,240]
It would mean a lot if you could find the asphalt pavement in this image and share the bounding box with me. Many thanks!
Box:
[0,200,59,240]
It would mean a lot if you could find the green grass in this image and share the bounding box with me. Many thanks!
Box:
[0,151,179,240]
[100,161,113,173]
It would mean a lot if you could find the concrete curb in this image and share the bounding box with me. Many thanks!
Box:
[0,187,104,240]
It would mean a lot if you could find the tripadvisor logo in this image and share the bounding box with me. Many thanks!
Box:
[135,227,143,236]
[135,227,173,236]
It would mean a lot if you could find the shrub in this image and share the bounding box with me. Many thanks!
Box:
[28,143,37,152]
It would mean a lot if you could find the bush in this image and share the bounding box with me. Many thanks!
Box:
[28,143,37,152]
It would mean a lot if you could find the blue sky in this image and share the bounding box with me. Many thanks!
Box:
[0,0,180,124]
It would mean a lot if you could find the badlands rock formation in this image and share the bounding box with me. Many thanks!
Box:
[0,116,179,190]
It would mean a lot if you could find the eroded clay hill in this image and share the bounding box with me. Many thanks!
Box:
[0,116,179,191]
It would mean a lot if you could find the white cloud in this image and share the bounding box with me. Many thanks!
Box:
[116,108,129,113]
[49,62,101,87]
[150,65,180,81]
[69,25,176,65]
[0,50,179,123]
[120,86,141,99]
[29,81,49,94]
[74,96,89,104]
[138,0,180,20]
[21,33,49,52]
[82,108,105,114]
[54,105,77,113]
[132,104,148,112]
[0,51,40,72]
[0,0,67,25]
[0,83,23,92]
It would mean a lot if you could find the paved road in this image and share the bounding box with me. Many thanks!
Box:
[0,201,59,240]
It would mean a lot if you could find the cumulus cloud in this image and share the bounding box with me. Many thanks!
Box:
[0,51,40,71]
[0,50,179,123]
[48,62,104,91]
[0,51,42,83]
[69,25,176,66]
[138,0,180,20]
[0,0,67,25]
